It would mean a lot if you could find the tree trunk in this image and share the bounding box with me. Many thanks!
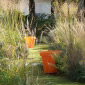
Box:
[29,0,36,36]
[51,0,55,14]
[78,0,85,19]
[51,0,57,16]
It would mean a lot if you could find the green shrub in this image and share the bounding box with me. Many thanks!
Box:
[25,14,56,42]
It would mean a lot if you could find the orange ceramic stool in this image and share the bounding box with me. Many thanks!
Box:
[24,36,36,48]
[40,50,60,73]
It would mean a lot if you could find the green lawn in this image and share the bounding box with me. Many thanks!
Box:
[27,44,83,85]
[28,44,48,61]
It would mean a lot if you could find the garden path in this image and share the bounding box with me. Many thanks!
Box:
[28,44,82,85]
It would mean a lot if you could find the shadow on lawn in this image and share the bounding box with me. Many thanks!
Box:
[39,75,81,85]
[28,62,81,85]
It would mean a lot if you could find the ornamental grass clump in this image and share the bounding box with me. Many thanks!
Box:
[49,15,85,82]
[48,1,85,82]
[0,2,42,84]
[0,1,30,84]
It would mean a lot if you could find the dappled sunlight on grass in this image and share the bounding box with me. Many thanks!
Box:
[28,44,49,62]
[33,74,82,85]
